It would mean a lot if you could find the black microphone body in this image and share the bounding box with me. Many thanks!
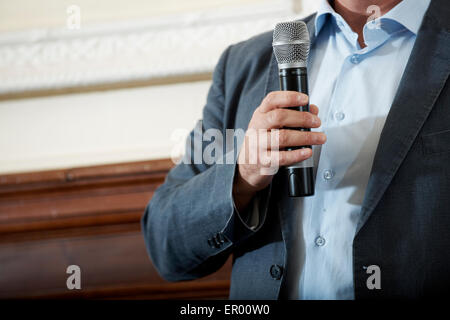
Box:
[279,67,315,197]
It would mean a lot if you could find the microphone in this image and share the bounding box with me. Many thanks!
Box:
[272,21,314,197]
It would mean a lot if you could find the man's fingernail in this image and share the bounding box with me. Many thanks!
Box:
[300,148,311,156]
[298,94,307,104]
[313,116,321,126]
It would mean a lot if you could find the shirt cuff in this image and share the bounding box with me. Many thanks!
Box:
[231,191,262,231]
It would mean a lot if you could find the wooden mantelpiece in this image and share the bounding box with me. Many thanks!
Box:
[0,159,231,299]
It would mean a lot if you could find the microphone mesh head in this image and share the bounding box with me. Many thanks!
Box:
[272,21,310,67]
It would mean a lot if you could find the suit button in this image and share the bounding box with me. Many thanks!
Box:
[221,233,229,243]
[208,236,222,248]
[270,264,283,280]
[215,233,224,244]
[208,238,218,248]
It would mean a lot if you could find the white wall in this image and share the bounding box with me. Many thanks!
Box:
[0,81,209,173]
[0,0,319,174]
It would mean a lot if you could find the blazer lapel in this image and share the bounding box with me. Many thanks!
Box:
[356,9,450,234]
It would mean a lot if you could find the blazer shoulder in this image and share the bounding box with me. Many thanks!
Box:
[226,30,273,72]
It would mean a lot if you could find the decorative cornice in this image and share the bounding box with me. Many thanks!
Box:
[0,0,300,97]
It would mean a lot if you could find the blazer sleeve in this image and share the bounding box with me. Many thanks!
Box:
[141,45,272,282]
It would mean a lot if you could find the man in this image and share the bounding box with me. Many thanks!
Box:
[142,0,450,299]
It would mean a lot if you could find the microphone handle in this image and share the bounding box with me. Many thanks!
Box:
[279,67,315,197]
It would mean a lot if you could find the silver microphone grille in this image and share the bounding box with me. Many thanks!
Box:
[272,21,310,68]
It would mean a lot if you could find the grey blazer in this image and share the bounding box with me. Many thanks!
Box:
[142,0,450,299]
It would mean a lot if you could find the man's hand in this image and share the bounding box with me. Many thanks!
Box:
[233,91,326,211]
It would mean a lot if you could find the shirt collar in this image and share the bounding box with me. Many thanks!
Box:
[314,0,431,37]
[381,0,431,35]
[314,0,336,37]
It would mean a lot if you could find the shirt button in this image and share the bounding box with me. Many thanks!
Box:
[350,54,360,64]
[270,264,283,280]
[315,236,326,247]
[323,169,334,181]
[335,111,345,121]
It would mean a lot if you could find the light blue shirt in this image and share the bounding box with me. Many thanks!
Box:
[291,0,431,299]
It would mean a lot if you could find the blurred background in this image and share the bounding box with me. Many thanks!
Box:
[0,0,318,299]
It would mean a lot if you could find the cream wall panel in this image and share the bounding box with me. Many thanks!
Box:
[0,81,210,174]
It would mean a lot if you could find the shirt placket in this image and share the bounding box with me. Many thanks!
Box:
[303,23,360,296]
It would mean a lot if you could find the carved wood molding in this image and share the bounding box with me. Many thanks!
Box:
[0,0,297,98]
[0,158,174,235]
[0,158,232,300]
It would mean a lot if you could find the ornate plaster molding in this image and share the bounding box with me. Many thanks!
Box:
[0,0,303,96]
